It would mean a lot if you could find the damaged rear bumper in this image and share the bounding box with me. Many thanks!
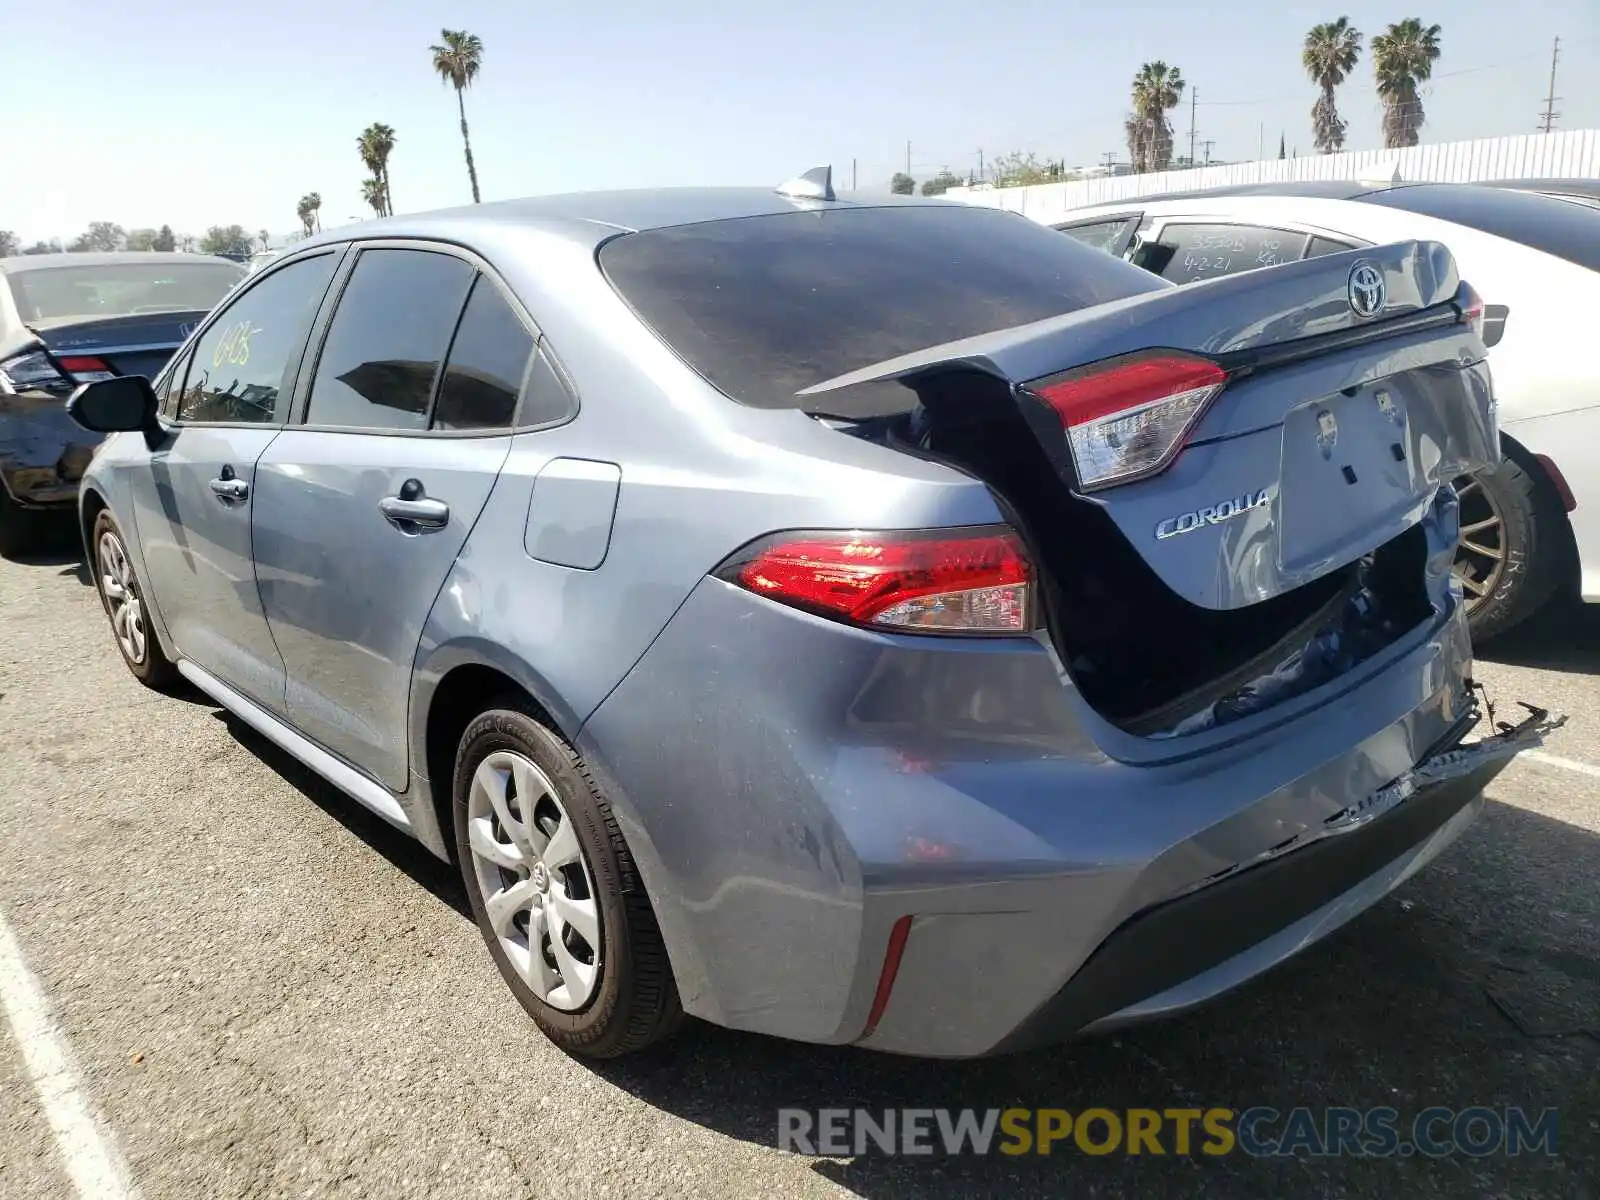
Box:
[996,701,1564,1051]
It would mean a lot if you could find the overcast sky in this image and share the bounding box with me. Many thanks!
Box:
[3,0,1596,244]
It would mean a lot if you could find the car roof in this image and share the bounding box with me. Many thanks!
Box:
[1094,179,1410,206]
[1476,177,1600,200]
[0,251,241,273]
[293,187,953,253]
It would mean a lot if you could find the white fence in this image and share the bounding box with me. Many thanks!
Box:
[944,129,1600,225]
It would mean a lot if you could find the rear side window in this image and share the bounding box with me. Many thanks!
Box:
[305,248,475,430]
[600,205,1163,414]
[432,276,536,431]
[1361,184,1600,274]
[175,253,338,424]
[1305,235,1359,259]
[1055,216,1139,256]
[1143,224,1311,284]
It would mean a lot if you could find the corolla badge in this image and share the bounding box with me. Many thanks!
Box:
[1346,261,1386,318]
[1155,487,1273,540]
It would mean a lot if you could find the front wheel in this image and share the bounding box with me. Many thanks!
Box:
[452,705,684,1058]
[1452,452,1569,643]
[91,510,178,689]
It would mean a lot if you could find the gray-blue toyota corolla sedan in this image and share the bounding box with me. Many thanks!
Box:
[65,174,1559,1060]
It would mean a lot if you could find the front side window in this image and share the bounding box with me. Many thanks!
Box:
[1141,223,1312,284]
[305,248,475,431]
[175,253,338,424]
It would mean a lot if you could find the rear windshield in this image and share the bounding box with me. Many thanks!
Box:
[599,204,1164,413]
[1361,185,1600,274]
[4,262,244,323]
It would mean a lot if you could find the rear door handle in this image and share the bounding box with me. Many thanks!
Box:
[379,495,450,531]
[209,477,249,501]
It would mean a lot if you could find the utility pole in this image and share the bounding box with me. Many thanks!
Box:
[906,141,912,176]
[977,148,985,183]
[1539,36,1562,132]
[1202,139,1216,166]
[1101,150,1117,170]
[1257,122,1264,160]
[1188,88,1198,167]
[852,158,857,191]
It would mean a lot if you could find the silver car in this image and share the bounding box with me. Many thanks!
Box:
[65,177,1556,1059]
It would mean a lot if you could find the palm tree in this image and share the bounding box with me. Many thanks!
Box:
[308,192,322,233]
[361,177,389,218]
[357,123,397,216]
[1303,17,1363,154]
[430,29,484,203]
[1129,62,1185,173]
[1372,18,1442,148]
[258,229,271,252]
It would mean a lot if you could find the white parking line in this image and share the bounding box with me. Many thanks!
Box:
[1522,749,1600,780]
[0,909,141,1200]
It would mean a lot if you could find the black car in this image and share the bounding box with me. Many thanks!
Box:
[0,252,244,555]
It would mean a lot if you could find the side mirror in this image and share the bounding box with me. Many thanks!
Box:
[66,375,161,448]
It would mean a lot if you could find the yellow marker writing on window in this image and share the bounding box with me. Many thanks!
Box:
[212,321,258,369]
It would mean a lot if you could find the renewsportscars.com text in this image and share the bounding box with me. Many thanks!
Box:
[777,1106,1559,1158]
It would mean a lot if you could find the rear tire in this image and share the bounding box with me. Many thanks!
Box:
[1454,451,1570,643]
[452,704,684,1058]
[91,510,179,689]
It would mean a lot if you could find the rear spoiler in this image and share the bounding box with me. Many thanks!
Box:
[798,239,1465,401]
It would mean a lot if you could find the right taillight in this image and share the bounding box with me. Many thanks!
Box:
[715,526,1034,636]
[1458,282,1486,338]
[0,350,68,394]
[1026,352,1227,492]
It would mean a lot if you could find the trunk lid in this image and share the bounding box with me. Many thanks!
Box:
[28,310,205,380]
[801,240,1498,611]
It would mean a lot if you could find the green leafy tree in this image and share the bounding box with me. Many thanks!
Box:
[919,169,965,197]
[361,177,389,218]
[1373,18,1442,148]
[430,30,484,203]
[1129,63,1185,173]
[68,221,126,252]
[153,224,177,252]
[0,231,18,257]
[889,172,915,195]
[125,228,159,251]
[295,193,322,237]
[23,240,62,254]
[1303,17,1363,154]
[199,225,253,256]
[989,151,1056,187]
[357,123,397,216]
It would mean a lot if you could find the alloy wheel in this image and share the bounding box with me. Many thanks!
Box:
[97,530,148,664]
[1450,474,1507,615]
[466,750,602,1011]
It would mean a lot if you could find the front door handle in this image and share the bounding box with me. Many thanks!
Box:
[209,477,249,501]
[379,494,450,531]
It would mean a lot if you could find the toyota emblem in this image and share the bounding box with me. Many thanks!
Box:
[1347,262,1386,319]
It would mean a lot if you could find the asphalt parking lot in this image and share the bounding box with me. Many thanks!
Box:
[1,543,1596,1200]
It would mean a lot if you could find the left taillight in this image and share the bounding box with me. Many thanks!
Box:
[714,526,1034,636]
[1026,352,1227,492]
